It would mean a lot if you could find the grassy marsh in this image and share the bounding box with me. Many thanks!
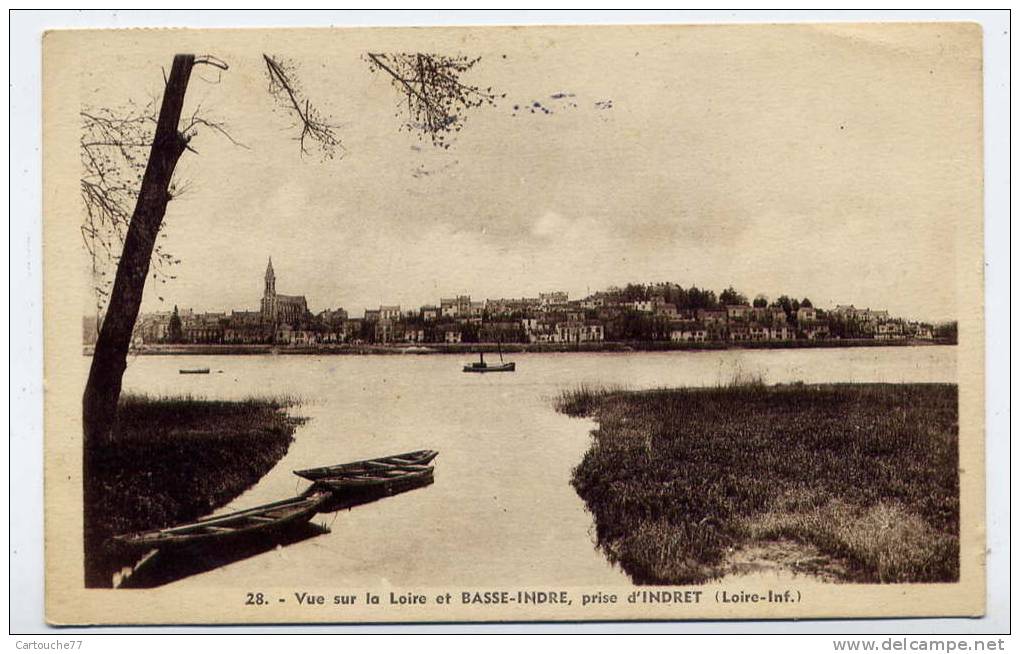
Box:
[556,383,959,584]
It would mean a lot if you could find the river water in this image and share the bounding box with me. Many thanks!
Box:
[119,346,956,588]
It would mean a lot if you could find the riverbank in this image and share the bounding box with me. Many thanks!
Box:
[556,383,959,585]
[84,395,303,587]
[88,338,951,357]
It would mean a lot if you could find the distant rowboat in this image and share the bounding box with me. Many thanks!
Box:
[112,492,329,550]
[293,449,438,481]
[179,367,210,375]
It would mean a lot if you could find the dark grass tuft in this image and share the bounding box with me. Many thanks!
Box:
[84,394,303,587]
[555,383,624,417]
[558,383,959,585]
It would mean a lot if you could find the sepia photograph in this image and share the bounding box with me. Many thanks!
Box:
[38,18,987,625]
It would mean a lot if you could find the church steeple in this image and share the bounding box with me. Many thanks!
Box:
[264,257,276,297]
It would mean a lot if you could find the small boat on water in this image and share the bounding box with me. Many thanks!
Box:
[293,449,438,481]
[179,367,210,375]
[463,359,515,373]
[463,340,515,373]
[112,492,329,550]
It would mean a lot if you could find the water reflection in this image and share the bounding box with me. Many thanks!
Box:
[117,522,333,589]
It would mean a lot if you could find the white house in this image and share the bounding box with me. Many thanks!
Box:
[670,326,707,342]
[876,322,905,340]
[796,307,817,324]
[803,323,830,340]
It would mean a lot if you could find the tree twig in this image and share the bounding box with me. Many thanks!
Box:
[262,53,342,159]
[365,51,502,149]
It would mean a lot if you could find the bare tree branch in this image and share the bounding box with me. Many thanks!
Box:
[365,52,503,149]
[181,102,249,149]
[80,82,240,310]
[80,104,154,309]
[194,54,229,70]
[262,53,342,160]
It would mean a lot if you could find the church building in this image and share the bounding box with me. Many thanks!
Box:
[260,257,309,325]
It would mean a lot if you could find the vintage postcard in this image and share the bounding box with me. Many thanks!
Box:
[43,22,985,624]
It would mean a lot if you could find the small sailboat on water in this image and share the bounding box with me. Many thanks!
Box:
[463,340,516,373]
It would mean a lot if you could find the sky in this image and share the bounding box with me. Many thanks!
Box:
[75,23,982,322]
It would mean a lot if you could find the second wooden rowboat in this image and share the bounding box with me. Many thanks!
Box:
[293,449,438,481]
[313,466,435,493]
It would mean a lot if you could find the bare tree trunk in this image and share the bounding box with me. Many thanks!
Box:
[82,54,195,448]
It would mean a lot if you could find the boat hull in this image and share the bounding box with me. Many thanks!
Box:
[313,467,435,496]
[294,449,438,481]
[112,492,329,551]
[462,362,516,373]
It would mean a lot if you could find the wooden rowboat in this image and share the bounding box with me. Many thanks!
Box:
[293,449,438,481]
[112,492,329,550]
[313,466,435,493]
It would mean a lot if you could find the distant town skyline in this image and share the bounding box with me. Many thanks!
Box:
[76,25,978,325]
[131,255,948,326]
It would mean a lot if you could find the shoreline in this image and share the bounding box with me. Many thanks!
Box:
[87,338,953,357]
[84,395,302,588]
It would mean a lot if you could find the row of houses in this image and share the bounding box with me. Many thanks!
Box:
[87,290,935,347]
[665,306,934,343]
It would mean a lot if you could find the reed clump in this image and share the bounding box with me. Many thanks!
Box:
[555,383,625,416]
[558,382,958,584]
